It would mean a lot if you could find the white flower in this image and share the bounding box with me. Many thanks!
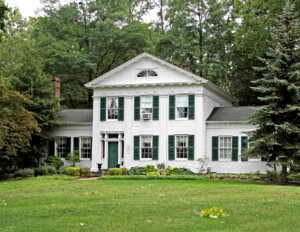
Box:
[80,223,84,226]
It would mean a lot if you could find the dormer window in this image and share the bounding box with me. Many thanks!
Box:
[137,69,158,78]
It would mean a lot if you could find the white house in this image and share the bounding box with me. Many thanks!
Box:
[48,52,270,173]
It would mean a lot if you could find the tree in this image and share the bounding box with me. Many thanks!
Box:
[0,0,9,41]
[247,2,300,182]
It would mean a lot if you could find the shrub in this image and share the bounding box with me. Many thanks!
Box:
[45,156,63,169]
[165,166,175,176]
[121,168,128,175]
[239,175,248,179]
[79,167,91,177]
[108,168,122,176]
[57,166,68,175]
[287,173,300,183]
[251,175,261,180]
[65,150,80,167]
[141,165,157,175]
[264,170,281,182]
[174,168,194,175]
[146,171,160,176]
[66,167,80,176]
[34,167,48,176]
[47,166,57,175]
[14,169,35,178]
[128,167,143,175]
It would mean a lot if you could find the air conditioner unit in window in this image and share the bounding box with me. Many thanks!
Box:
[142,113,151,120]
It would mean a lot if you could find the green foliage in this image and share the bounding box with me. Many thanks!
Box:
[45,156,64,169]
[128,167,143,175]
[66,167,80,176]
[287,173,300,183]
[0,0,9,42]
[120,168,128,175]
[34,167,48,176]
[14,169,35,178]
[165,166,175,176]
[264,171,281,182]
[47,166,57,175]
[57,166,68,175]
[108,168,122,176]
[141,165,157,175]
[174,168,194,176]
[79,167,91,177]
[146,171,160,176]
[195,206,229,218]
[65,150,80,167]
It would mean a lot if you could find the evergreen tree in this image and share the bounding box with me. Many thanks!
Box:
[247,2,300,182]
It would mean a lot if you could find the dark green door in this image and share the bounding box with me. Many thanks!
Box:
[108,142,118,169]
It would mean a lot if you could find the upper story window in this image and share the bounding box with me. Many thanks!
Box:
[56,137,66,158]
[107,97,118,120]
[137,69,158,78]
[176,95,188,119]
[141,96,153,119]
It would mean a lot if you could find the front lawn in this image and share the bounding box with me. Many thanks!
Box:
[0,176,299,232]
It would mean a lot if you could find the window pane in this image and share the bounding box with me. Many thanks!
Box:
[141,136,152,159]
[81,137,91,159]
[176,96,188,107]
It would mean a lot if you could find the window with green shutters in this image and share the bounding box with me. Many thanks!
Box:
[153,96,159,120]
[73,137,79,151]
[100,97,106,121]
[241,136,248,161]
[169,95,175,120]
[134,96,140,121]
[231,136,238,161]
[134,136,140,160]
[118,97,124,121]
[168,135,175,160]
[188,95,195,120]
[212,136,219,161]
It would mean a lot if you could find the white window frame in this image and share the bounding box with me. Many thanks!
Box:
[175,135,188,160]
[219,136,232,161]
[55,137,66,159]
[176,95,188,120]
[140,96,153,120]
[140,135,153,160]
[80,137,92,160]
[136,69,158,78]
[107,97,118,121]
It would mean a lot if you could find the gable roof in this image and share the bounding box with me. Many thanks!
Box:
[207,106,263,122]
[85,52,207,88]
[59,109,93,124]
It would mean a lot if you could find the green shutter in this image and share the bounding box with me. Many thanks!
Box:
[188,95,195,120]
[90,137,92,160]
[48,140,55,156]
[188,135,194,160]
[100,97,106,121]
[232,136,238,161]
[153,96,159,120]
[152,136,159,160]
[168,135,175,160]
[73,137,79,151]
[212,136,219,161]
[134,136,140,160]
[65,137,71,158]
[169,95,175,120]
[241,136,248,161]
[134,96,140,121]
[118,97,124,121]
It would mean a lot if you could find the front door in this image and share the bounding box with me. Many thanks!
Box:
[108,142,118,169]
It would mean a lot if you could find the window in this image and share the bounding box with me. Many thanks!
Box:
[81,137,91,159]
[137,69,158,77]
[107,97,118,120]
[56,137,66,158]
[220,136,232,160]
[176,96,188,119]
[141,96,153,116]
[176,135,188,159]
[141,136,152,159]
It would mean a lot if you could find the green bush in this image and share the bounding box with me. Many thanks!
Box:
[66,167,80,176]
[108,168,122,176]
[141,165,157,175]
[66,150,80,167]
[47,166,57,175]
[264,171,281,182]
[174,168,194,175]
[165,166,175,176]
[14,169,35,178]
[239,175,248,179]
[34,167,48,176]
[57,166,68,175]
[128,167,143,175]
[79,167,91,177]
[98,175,209,181]
[251,175,261,180]
[287,173,300,183]
[45,156,63,169]
[146,171,160,176]
[121,168,128,175]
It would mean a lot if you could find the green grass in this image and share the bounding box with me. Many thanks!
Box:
[0,176,299,232]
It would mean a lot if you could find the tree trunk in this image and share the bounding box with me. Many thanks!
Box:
[281,165,288,183]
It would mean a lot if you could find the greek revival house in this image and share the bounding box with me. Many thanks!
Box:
[48,53,270,173]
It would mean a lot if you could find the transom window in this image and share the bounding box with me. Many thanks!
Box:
[141,96,153,115]
[176,135,188,159]
[137,69,158,77]
[81,137,91,159]
[107,97,118,120]
[220,136,232,160]
[56,137,66,158]
[141,136,152,159]
[176,95,188,119]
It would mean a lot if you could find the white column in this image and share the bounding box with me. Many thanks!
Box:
[91,97,101,172]
[104,134,109,169]
[118,133,122,165]
[159,95,168,165]
[124,96,133,168]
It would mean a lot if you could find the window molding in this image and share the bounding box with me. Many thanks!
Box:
[175,135,188,160]
[80,137,92,160]
[219,136,232,161]
[140,135,153,160]
[176,95,188,120]
[106,97,118,121]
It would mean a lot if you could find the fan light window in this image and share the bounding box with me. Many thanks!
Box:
[137,70,158,77]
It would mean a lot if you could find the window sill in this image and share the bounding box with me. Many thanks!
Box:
[140,159,153,161]
[175,118,188,121]
[80,158,91,161]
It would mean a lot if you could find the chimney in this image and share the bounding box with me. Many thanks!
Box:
[52,76,60,106]
[182,63,190,72]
